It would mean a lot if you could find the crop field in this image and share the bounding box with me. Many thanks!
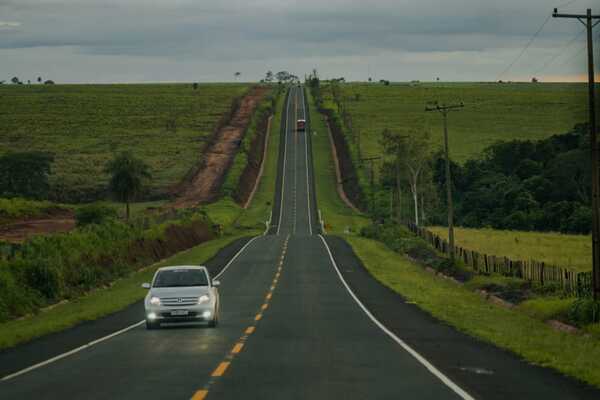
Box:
[429,226,591,272]
[0,83,250,201]
[323,82,587,165]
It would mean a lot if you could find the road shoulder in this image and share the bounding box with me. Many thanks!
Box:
[323,235,600,400]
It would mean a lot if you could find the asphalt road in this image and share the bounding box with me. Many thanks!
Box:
[1,86,599,399]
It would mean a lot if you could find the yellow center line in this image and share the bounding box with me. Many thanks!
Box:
[211,362,230,377]
[245,326,255,335]
[191,390,209,400]
[255,313,263,321]
[261,303,269,311]
[266,292,272,300]
[231,343,244,354]
[270,285,276,291]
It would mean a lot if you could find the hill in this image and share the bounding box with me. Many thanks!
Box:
[0,83,250,202]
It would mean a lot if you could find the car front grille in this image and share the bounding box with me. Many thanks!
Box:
[160,297,198,307]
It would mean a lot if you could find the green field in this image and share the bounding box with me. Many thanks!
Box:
[323,82,587,166]
[429,226,591,272]
[0,83,250,200]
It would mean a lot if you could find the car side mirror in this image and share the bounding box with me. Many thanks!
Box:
[212,280,221,287]
[141,282,151,289]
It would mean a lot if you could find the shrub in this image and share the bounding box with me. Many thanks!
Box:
[568,298,600,325]
[75,203,118,227]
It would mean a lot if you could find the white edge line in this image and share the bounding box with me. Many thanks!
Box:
[214,236,260,280]
[1,320,145,381]
[301,87,313,235]
[2,235,262,382]
[276,87,291,236]
[317,235,476,400]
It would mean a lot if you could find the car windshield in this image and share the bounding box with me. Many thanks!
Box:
[153,269,208,288]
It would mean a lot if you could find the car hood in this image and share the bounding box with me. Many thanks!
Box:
[149,286,210,298]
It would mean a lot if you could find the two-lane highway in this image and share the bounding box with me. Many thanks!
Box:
[1,86,599,400]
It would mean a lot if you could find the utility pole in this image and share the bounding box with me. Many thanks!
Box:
[426,102,464,261]
[553,7,599,299]
[361,156,381,215]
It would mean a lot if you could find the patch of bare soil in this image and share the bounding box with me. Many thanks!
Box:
[0,210,75,243]
[172,86,270,208]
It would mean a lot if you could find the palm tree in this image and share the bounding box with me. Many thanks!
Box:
[105,151,151,220]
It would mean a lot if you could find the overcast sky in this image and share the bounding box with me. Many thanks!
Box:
[0,0,598,83]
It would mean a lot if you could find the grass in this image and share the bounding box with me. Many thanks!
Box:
[323,82,587,170]
[0,86,283,349]
[307,89,370,234]
[236,93,283,230]
[429,226,591,272]
[0,198,70,223]
[0,83,250,199]
[346,235,600,388]
[0,234,246,350]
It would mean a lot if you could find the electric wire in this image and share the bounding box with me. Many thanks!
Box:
[533,27,586,75]
[496,13,553,81]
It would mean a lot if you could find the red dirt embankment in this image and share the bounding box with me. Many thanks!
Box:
[172,86,270,208]
[0,209,75,244]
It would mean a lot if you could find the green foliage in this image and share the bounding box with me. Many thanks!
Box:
[105,152,151,219]
[0,152,54,199]
[75,203,118,227]
[0,198,68,223]
[568,298,600,325]
[0,212,213,322]
[431,125,592,234]
[0,83,249,202]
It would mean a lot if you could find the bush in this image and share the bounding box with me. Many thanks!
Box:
[0,212,214,322]
[568,298,600,325]
[75,203,118,227]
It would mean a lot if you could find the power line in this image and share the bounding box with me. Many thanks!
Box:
[533,27,586,75]
[496,13,553,81]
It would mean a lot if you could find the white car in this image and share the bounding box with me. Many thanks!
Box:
[142,265,220,329]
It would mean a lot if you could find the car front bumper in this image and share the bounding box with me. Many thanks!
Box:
[145,305,214,323]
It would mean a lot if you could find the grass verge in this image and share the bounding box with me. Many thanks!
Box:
[306,89,369,234]
[0,234,246,350]
[345,235,600,388]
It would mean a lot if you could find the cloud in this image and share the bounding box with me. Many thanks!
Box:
[0,0,595,82]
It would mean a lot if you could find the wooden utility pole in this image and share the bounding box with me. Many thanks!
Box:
[361,156,381,214]
[553,7,599,299]
[426,102,463,261]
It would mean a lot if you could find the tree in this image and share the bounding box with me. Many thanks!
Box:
[265,70,274,82]
[11,76,19,84]
[44,80,55,85]
[234,72,241,81]
[381,129,432,226]
[37,77,42,83]
[0,152,54,199]
[275,71,291,83]
[105,152,151,220]
[192,82,199,90]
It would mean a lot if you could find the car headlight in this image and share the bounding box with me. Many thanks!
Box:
[150,296,161,306]
[198,294,210,304]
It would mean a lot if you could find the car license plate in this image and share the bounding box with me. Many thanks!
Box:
[171,310,189,316]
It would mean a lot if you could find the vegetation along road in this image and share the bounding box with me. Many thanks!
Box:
[0,87,598,399]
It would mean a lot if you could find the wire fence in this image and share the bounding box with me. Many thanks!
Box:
[407,223,593,298]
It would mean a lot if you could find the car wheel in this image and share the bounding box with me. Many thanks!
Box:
[146,320,159,330]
